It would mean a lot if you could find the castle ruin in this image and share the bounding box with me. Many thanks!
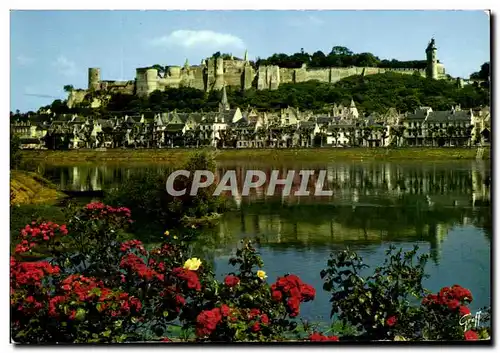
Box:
[68,38,447,107]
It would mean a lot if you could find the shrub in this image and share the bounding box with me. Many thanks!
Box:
[10,204,317,343]
[105,151,225,230]
[10,203,491,343]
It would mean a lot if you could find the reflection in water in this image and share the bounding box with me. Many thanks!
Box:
[41,161,491,321]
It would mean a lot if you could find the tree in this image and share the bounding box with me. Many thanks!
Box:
[330,46,353,56]
[63,85,74,92]
[470,62,490,81]
[10,133,22,169]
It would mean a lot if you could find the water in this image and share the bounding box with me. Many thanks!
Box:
[40,160,491,323]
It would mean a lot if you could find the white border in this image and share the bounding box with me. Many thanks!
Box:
[2,2,498,353]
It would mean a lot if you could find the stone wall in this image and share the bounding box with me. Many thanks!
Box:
[67,90,88,109]
[75,58,435,104]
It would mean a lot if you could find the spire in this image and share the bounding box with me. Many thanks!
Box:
[184,58,189,68]
[220,84,229,111]
[244,50,248,62]
[350,98,356,108]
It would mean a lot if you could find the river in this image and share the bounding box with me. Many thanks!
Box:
[39,160,491,323]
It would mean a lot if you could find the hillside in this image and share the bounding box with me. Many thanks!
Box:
[101,72,490,115]
[20,71,490,120]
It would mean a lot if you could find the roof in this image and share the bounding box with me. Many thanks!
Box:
[405,110,427,121]
[165,123,185,132]
[427,110,471,123]
[315,116,332,124]
[298,121,316,129]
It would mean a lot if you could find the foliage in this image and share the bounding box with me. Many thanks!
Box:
[469,62,490,88]
[11,203,321,343]
[11,201,490,342]
[11,133,22,169]
[255,46,429,70]
[104,151,225,230]
[77,72,489,116]
[320,245,487,341]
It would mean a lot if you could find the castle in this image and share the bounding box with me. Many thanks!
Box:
[68,38,447,108]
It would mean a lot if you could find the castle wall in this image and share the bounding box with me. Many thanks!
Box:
[78,41,442,103]
[305,68,331,82]
[67,90,88,108]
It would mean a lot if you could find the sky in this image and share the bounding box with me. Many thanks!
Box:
[10,10,490,113]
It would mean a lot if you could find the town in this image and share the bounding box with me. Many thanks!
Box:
[11,90,491,150]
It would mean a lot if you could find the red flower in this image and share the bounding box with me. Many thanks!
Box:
[224,275,240,287]
[173,268,202,291]
[251,322,261,332]
[286,296,301,317]
[196,308,222,337]
[459,306,471,317]
[464,330,479,341]
[309,332,340,342]
[260,314,269,325]
[447,299,460,310]
[161,337,171,342]
[175,294,186,307]
[220,304,231,317]
[386,316,397,327]
[249,308,261,320]
[300,284,316,301]
[272,290,283,301]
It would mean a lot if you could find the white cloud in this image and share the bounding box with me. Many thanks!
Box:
[17,55,35,66]
[150,30,245,50]
[53,55,77,77]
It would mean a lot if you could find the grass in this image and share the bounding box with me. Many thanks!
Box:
[10,170,67,206]
[21,147,488,166]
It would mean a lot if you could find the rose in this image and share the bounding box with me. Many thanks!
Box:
[224,275,240,287]
[184,258,202,271]
[459,306,471,317]
[256,270,267,280]
[464,330,479,341]
[386,316,397,327]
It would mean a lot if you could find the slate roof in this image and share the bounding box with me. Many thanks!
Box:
[405,110,428,121]
[427,110,471,123]
[298,121,316,129]
[165,123,185,132]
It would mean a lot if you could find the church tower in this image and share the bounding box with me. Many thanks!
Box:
[426,38,438,80]
[219,84,230,111]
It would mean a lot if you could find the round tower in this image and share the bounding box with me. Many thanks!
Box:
[425,38,438,80]
[88,68,101,90]
[136,68,158,97]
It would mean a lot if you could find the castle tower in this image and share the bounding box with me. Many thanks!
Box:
[214,57,225,90]
[244,50,249,63]
[88,68,101,91]
[136,68,158,97]
[425,38,438,80]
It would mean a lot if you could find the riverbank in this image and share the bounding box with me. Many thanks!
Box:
[10,170,66,205]
[21,147,489,166]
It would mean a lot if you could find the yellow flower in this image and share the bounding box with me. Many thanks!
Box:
[183,258,202,271]
[173,235,178,240]
[257,270,267,280]
[164,230,170,236]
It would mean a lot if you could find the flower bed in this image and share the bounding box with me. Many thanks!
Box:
[10,202,491,343]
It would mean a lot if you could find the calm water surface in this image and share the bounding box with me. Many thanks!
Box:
[41,161,491,322]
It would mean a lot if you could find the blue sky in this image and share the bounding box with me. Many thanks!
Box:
[11,10,490,112]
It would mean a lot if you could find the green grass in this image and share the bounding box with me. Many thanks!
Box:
[21,147,487,166]
[10,170,67,205]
